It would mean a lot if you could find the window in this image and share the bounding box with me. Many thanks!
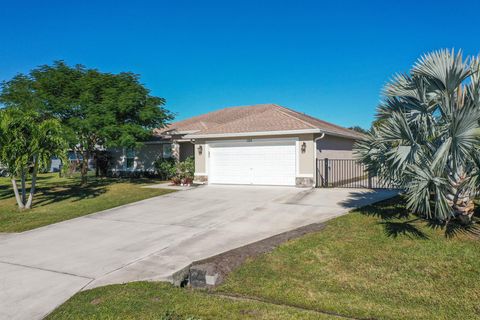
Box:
[126,149,135,169]
[163,143,172,158]
[68,151,82,162]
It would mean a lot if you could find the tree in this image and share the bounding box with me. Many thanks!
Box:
[348,126,369,134]
[355,49,480,223]
[16,61,172,185]
[0,108,67,209]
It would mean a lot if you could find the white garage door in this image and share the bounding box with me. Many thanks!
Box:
[208,140,296,186]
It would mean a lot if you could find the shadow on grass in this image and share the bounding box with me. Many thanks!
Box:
[0,174,165,210]
[426,219,480,239]
[0,184,11,200]
[0,179,109,206]
[357,198,410,221]
[351,194,480,239]
[380,219,429,239]
[103,176,167,185]
[33,181,109,207]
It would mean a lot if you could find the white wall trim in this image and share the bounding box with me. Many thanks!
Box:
[295,140,300,176]
[186,129,322,139]
[207,139,297,148]
[252,137,299,142]
[194,172,207,176]
[206,139,249,145]
[296,174,314,178]
[144,141,171,145]
[321,130,363,140]
[205,144,210,176]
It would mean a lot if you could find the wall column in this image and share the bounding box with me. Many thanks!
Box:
[172,141,180,162]
[193,140,208,183]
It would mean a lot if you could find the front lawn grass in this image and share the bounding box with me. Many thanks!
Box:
[220,197,480,320]
[47,282,330,320]
[0,173,174,232]
[47,197,480,320]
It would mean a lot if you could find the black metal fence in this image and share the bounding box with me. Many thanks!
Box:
[316,158,397,189]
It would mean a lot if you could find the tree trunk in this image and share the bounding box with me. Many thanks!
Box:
[81,150,89,186]
[25,157,39,209]
[11,177,25,209]
[453,198,475,224]
[21,169,26,204]
[95,152,99,177]
[449,174,474,224]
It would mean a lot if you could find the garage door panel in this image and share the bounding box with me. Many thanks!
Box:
[209,148,251,185]
[209,142,296,186]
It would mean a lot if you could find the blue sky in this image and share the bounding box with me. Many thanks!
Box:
[1,0,479,129]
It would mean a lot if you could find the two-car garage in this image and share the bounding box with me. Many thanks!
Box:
[207,139,297,186]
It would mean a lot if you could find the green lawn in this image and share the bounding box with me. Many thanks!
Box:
[47,282,330,320]
[0,173,174,232]
[47,197,480,320]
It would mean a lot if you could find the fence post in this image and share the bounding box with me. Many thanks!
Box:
[324,158,329,187]
[367,170,373,189]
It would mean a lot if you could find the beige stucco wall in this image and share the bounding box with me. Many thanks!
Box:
[316,135,356,159]
[110,143,164,172]
[136,144,163,171]
[194,139,207,174]
[110,140,195,174]
[298,134,314,176]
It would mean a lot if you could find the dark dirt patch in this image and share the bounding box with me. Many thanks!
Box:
[174,222,326,288]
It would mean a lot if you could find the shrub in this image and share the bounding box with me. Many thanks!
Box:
[175,156,195,183]
[95,150,112,177]
[154,157,176,180]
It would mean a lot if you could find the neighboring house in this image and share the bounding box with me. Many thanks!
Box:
[111,104,363,187]
[109,136,193,174]
[49,151,96,172]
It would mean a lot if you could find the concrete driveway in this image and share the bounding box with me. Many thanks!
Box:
[0,185,397,320]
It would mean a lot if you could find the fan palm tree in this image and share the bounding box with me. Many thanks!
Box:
[355,49,480,223]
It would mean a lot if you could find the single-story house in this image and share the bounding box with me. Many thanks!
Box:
[111,104,363,187]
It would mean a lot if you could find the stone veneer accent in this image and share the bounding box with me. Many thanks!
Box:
[194,175,208,184]
[295,177,314,188]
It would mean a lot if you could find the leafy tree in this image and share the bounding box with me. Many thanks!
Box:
[348,126,369,134]
[0,108,67,209]
[8,61,173,185]
[355,49,480,223]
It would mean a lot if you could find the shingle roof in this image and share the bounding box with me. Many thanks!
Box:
[156,104,363,139]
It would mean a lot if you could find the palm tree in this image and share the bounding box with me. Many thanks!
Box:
[0,108,67,209]
[355,49,480,223]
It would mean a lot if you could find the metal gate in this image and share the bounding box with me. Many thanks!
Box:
[316,158,395,189]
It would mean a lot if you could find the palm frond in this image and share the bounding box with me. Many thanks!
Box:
[412,49,471,94]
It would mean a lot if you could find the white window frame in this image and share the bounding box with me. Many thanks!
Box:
[124,148,136,171]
